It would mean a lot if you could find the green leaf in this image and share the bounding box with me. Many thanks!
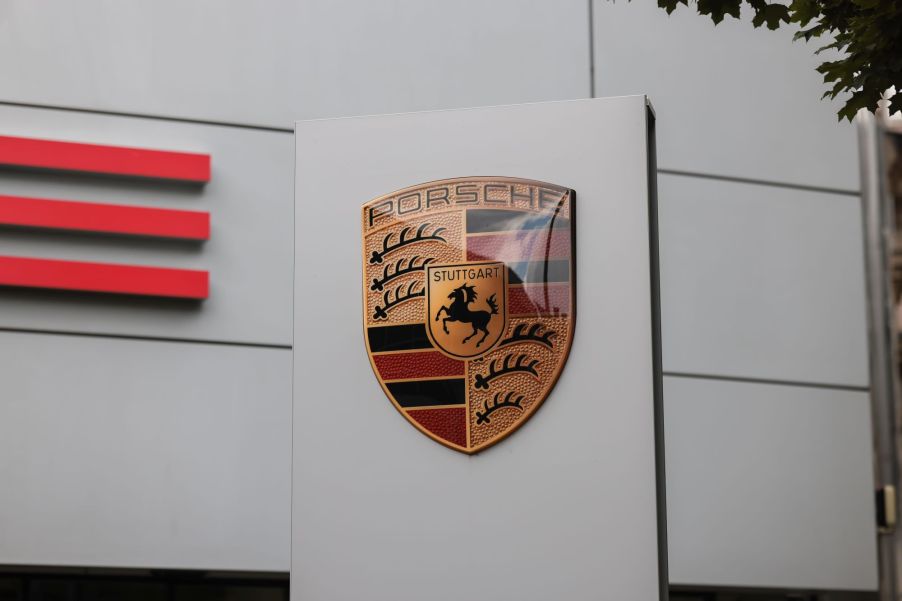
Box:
[640,0,902,121]
[762,4,790,29]
[657,0,688,14]
[697,0,742,23]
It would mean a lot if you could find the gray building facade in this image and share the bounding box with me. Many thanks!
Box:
[0,0,875,597]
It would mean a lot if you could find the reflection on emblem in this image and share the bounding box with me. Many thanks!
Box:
[361,177,576,454]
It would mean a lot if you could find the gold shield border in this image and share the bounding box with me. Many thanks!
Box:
[361,176,577,454]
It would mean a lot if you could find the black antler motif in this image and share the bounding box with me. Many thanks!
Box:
[369,223,447,264]
[372,281,424,320]
[370,256,435,292]
[499,323,556,349]
[475,391,525,425]
[473,353,540,390]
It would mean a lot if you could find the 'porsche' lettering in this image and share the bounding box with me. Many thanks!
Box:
[366,181,569,228]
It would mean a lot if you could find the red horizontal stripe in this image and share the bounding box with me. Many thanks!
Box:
[0,255,208,299]
[374,350,465,381]
[407,407,467,448]
[509,283,570,315]
[466,229,571,263]
[0,135,210,183]
[0,195,209,240]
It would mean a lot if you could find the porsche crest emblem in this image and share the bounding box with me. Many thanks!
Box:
[362,177,575,454]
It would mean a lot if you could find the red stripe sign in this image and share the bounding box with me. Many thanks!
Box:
[373,350,465,381]
[0,194,209,241]
[407,407,467,448]
[0,135,210,183]
[0,255,209,299]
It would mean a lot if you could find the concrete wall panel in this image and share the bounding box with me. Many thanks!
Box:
[658,173,868,387]
[0,331,291,571]
[593,0,858,190]
[0,0,590,127]
[664,375,877,591]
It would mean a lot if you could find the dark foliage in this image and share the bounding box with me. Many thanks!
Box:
[651,0,902,120]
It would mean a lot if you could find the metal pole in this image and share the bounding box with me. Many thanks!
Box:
[859,111,902,601]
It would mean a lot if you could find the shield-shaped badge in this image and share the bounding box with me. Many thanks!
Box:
[362,177,575,454]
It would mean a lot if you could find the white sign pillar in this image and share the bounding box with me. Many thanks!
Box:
[293,97,666,601]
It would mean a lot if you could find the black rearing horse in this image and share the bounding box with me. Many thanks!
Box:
[435,283,498,347]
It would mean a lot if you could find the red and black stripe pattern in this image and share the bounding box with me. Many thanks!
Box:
[367,323,468,448]
[466,209,572,317]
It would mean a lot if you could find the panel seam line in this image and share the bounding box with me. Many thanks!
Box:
[0,326,291,349]
[663,370,869,392]
[659,168,860,196]
[0,100,294,134]
[587,0,596,98]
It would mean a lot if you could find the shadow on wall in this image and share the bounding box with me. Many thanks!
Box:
[0,568,288,601]
[672,586,877,600]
